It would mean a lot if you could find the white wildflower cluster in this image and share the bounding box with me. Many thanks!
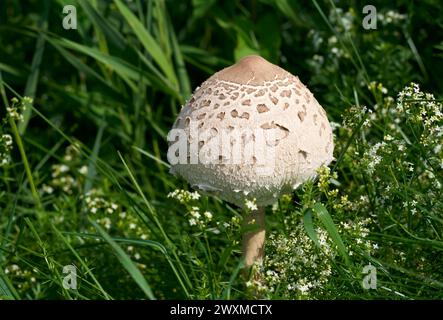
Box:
[84,189,150,253]
[0,133,13,166]
[167,189,201,204]
[260,213,378,299]
[306,8,356,72]
[342,105,372,131]
[41,143,85,195]
[356,83,442,200]
[339,217,377,256]
[167,189,227,233]
[125,245,142,262]
[245,198,258,211]
[377,10,407,26]
[402,199,419,216]
[6,97,32,122]
[368,81,388,95]
[187,206,213,227]
[362,141,387,175]
[329,7,355,33]
[84,188,120,217]
[47,163,77,194]
[4,264,37,290]
[263,221,334,298]
[396,83,443,147]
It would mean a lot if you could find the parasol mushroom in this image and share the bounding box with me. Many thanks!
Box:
[167,55,334,273]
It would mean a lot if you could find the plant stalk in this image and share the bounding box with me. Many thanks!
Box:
[0,78,42,211]
[242,206,266,269]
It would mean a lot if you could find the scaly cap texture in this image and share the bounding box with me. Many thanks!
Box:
[168,55,334,207]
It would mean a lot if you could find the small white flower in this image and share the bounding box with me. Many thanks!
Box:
[298,284,310,294]
[190,211,201,219]
[59,164,69,173]
[190,191,201,200]
[245,199,258,211]
[78,165,88,175]
[203,211,213,220]
[103,217,111,229]
[42,184,54,194]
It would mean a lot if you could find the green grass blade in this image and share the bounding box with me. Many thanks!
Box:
[83,124,105,194]
[117,152,193,290]
[303,208,320,248]
[90,219,156,299]
[132,146,170,168]
[312,203,350,265]
[0,272,19,299]
[78,0,126,50]
[223,259,244,300]
[19,0,49,134]
[64,232,190,298]
[51,225,112,300]
[114,0,178,88]
[47,36,138,90]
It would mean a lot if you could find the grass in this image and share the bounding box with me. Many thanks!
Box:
[0,0,442,300]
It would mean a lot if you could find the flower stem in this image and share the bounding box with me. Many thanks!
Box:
[0,79,42,211]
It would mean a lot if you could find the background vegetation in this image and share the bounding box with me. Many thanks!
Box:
[0,0,442,299]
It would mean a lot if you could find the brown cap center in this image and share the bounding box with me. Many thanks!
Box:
[214,55,290,86]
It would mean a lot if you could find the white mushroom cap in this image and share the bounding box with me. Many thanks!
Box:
[168,55,334,207]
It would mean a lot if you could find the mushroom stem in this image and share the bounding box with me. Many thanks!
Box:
[242,206,266,269]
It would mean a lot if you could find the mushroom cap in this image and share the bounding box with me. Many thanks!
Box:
[168,55,334,207]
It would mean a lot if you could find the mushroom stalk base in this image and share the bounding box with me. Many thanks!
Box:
[242,206,265,269]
